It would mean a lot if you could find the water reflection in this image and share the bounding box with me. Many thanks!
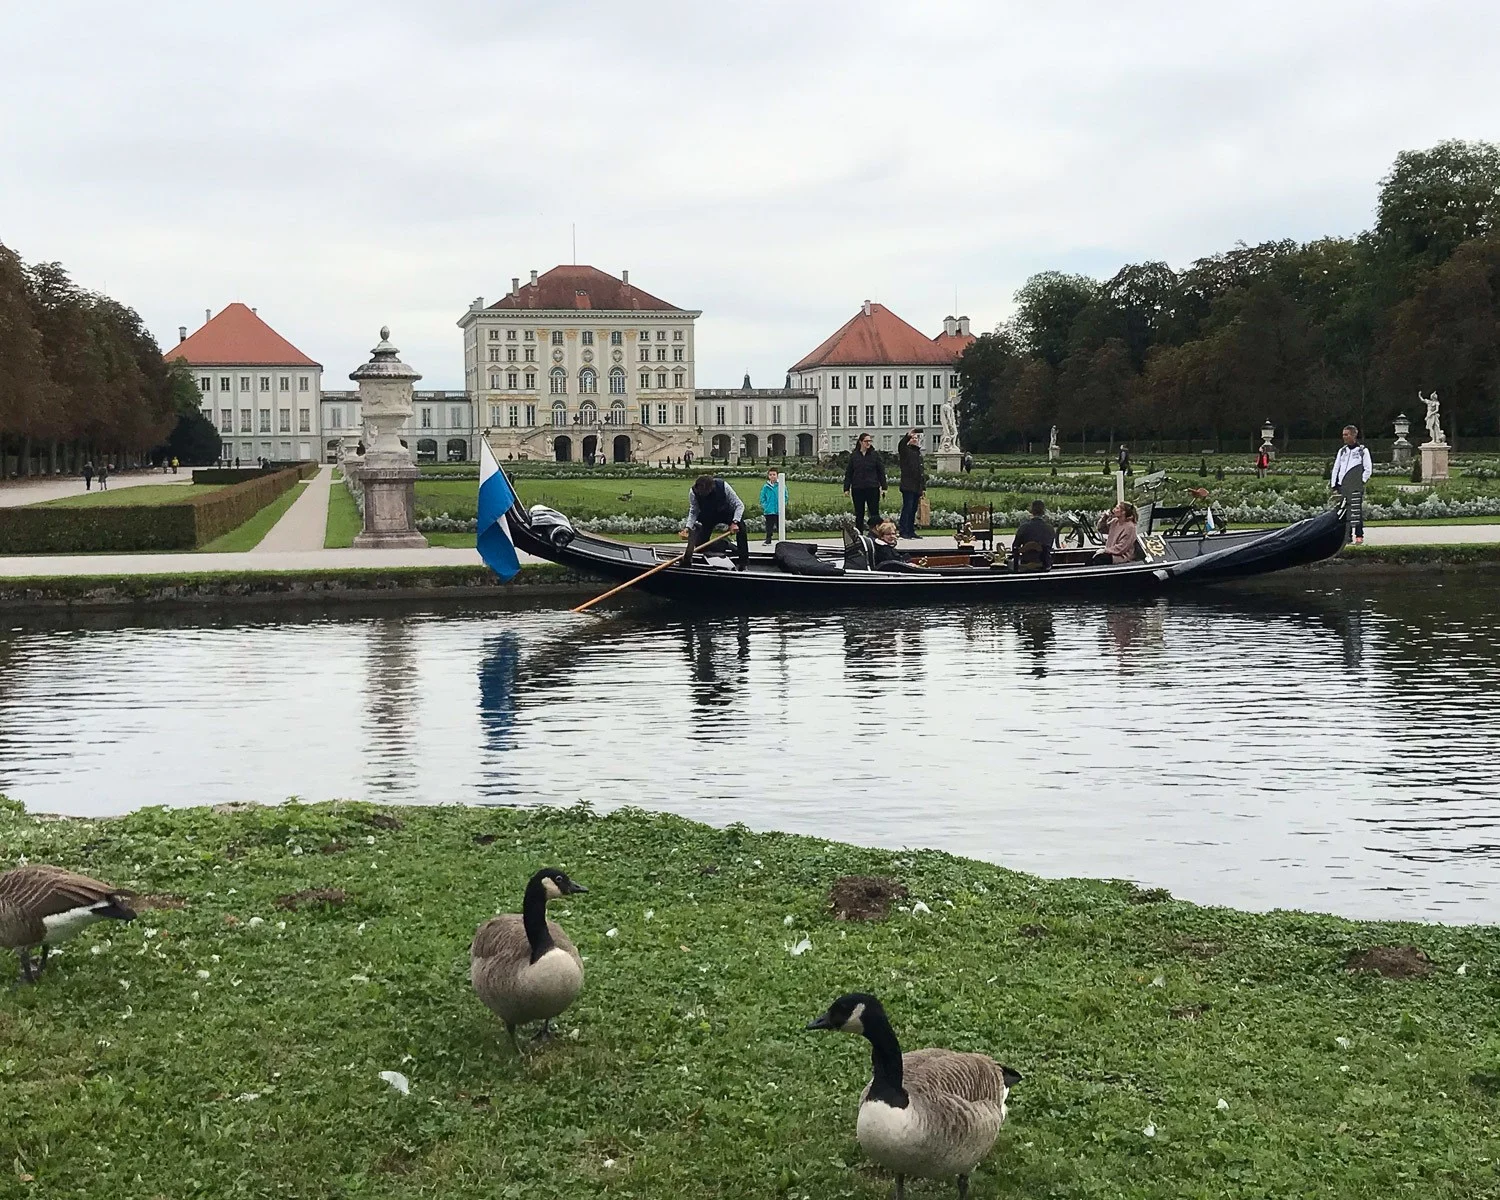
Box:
[1,580,1497,923]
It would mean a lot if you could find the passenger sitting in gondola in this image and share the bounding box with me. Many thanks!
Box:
[869,522,928,572]
[678,474,750,569]
[1012,499,1055,572]
[1090,502,1140,565]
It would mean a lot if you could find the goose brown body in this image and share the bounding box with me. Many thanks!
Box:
[470,914,582,1026]
[0,865,137,981]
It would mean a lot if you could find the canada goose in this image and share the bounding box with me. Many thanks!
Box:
[807,992,1020,1200]
[470,867,588,1051]
[617,490,633,502]
[0,865,137,983]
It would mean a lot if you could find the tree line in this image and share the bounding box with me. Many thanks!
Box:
[0,243,202,478]
[957,140,1500,454]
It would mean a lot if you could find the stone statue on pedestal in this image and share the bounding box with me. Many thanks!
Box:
[1048,425,1060,462]
[350,327,428,549]
[1420,390,1445,446]
[1417,391,1450,481]
[939,401,960,454]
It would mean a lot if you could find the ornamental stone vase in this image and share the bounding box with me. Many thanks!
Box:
[350,327,428,549]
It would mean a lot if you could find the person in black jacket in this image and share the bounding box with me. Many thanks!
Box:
[678,474,749,567]
[896,429,925,539]
[842,433,887,531]
[1011,499,1056,571]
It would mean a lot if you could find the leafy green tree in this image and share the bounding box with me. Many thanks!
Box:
[1012,272,1100,367]
[0,244,53,478]
[1377,139,1500,267]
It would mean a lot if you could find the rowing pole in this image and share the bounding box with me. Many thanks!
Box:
[570,527,735,614]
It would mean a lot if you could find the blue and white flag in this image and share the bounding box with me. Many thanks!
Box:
[477,439,521,581]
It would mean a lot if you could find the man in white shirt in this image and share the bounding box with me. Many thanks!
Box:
[1330,425,1373,545]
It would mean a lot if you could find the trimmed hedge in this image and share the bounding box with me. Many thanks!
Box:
[192,462,319,485]
[0,468,306,554]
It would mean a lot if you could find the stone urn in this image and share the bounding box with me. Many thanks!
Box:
[350,327,427,549]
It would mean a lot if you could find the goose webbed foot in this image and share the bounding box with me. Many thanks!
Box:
[531,1020,555,1043]
[16,948,37,985]
[956,1174,969,1200]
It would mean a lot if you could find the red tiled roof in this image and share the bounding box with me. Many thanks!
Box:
[163,304,320,368]
[932,330,976,360]
[790,303,954,372]
[487,266,684,312]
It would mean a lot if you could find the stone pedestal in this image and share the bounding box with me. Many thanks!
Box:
[353,461,427,548]
[1048,444,1060,462]
[350,326,427,549]
[937,451,964,474]
[1420,442,1449,482]
[1393,441,1413,468]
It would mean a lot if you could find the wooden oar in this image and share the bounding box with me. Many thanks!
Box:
[571,528,734,614]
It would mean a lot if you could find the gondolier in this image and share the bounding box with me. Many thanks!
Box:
[1330,425,1372,545]
[680,474,749,568]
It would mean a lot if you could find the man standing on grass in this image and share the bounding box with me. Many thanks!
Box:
[1331,424,1372,545]
[843,433,886,532]
[897,429,925,539]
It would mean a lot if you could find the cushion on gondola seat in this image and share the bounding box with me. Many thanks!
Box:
[773,541,844,576]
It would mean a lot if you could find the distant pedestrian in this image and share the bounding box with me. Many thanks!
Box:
[82,461,94,491]
[171,456,179,474]
[842,433,887,532]
[1117,444,1131,475]
[1255,447,1270,478]
[961,451,974,474]
[1330,424,1372,545]
[234,456,241,468]
[758,469,784,545]
[897,428,926,539]
[97,462,109,491]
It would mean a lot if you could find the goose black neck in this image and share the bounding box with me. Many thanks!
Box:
[862,1003,908,1107]
[521,877,556,963]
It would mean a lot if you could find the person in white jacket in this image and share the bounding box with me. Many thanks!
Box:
[1330,425,1373,545]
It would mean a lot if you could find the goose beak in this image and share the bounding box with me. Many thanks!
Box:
[805,1013,833,1030]
[566,882,588,895]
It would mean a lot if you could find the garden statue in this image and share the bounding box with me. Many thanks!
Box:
[1391,412,1413,467]
[939,401,960,454]
[1420,390,1445,446]
[1048,425,1060,462]
[1417,391,1450,481]
[349,326,428,548]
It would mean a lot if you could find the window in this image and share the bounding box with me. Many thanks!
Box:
[847,375,857,390]
[551,401,566,426]
[915,375,925,389]
[673,348,684,362]
[865,375,875,390]
[657,404,668,425]
[579,402,597,425]
[507,329,517,341]
[299,409,310,433]
[507,348,517,362]
[258,409,271,433]
[932,403,943,426]
[673,330,683,341]
[610,331,622,346]
[743,405,754,425]
[451,407,465,429]
[199,376,211,393]
[881,435,893,451]
[550,330,563,346]
[915,404,926,425]
[524,404,536,425]
[581,330,593,346]
[524,330,534,341]
[489,373,500,389]
[798,404,808,424]
[328,409,342,430]
[673,403,685,424]
[240,410,252,432]
[882,405,892,426]
[714,405,726,425]
[899,375,908,389]
[639,371,651,389]
[240,376,251,392]
[610,401,625,425]
[549,367,567,394]
[524,371,536,389]
[830,375,840,390]
[657,372,668,389]
[488,329,498,341]
[219,376,230,392]
[507,371,518,389]
[863,406,874,427]
[638,329,650,341]
[898,404,908,425]
[488,404,500,426]
[656,348,667,362]
[950,374,959,388]
[640,404,651,426]
[847,405,857,425]
[656,330,666,341]
[639,347,650,362]
[219,409,232,432]
[579,368,598,394]
[830,407,841,427]
[508,405,519,427]
[488,348,500,362]
[674,371,685,388]
[524,348,536,363]
[420,407,433,428]
[299,377,309,393]
[279,377,290,392]
[260,377,271,392]
[882,375,892,389]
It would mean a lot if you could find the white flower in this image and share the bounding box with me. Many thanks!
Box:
[605,928,619,938]
[248,917,264,928]
[1457,963,1468,976]
[350,974,370,984]
[1335,1036,1351,1050]
[1216,1098,1229,1111]
[190,991,200,1001]
[142,928,158,938]
[644,910,654,922]
[118,979,130,991]
[910,901,932,916]
[196,969,211,980]
[233,1092,261,1102]
[1151,975,1166,988]
[783,915,795,927]
[786,937,812,957]
[602,1158,616,1169]
[752,859,762,868]
[1142,1123,1156,1138]
[276,921,286,931]
[90,944,104,956]
[211,954,221,963]
[378,1071,409,1095]
[568,1028,580,1040]
[973,882,989,895]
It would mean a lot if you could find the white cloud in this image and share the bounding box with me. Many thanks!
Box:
[3,0,1498,388]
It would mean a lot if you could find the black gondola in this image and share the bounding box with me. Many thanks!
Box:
[500,472,1347,606]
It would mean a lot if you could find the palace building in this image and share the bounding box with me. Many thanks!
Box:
[164,304,323,464]
[788,302,969,456]
[461,266,701,463]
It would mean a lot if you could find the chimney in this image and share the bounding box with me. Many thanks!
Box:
[511,277,519,296]
[530,269,538,286]
[178,325,186,343]
[205,308,211,324]
[943,315,957,336]
[862,300,872,316]
[622,269,629,285]
[958,315,970,336]
[251,307,257,316]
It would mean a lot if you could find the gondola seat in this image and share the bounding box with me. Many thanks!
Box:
[774,541,844,576]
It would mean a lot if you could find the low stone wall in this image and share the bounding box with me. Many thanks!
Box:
[0,564,601,610]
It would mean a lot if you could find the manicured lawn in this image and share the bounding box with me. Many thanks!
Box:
[0,798,1494,1199]
[196,481,309,553]
[325,481,362,548]
[37,483,222,508]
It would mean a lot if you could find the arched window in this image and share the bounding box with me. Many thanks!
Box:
[609,399,626,427]
[609,367,626,395]
[549,367,567,395]
[579,367,598,395]
[579,402,598,425]
[551,400,567,427]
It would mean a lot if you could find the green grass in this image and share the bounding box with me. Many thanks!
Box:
[37,483,223,508]
[325,482,362,548]
[195,481,309,553]
[0,798,1494,1199]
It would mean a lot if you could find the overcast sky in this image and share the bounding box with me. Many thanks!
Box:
[2,1,1497,389]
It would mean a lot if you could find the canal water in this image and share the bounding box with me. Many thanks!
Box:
[1,580,1496,923]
